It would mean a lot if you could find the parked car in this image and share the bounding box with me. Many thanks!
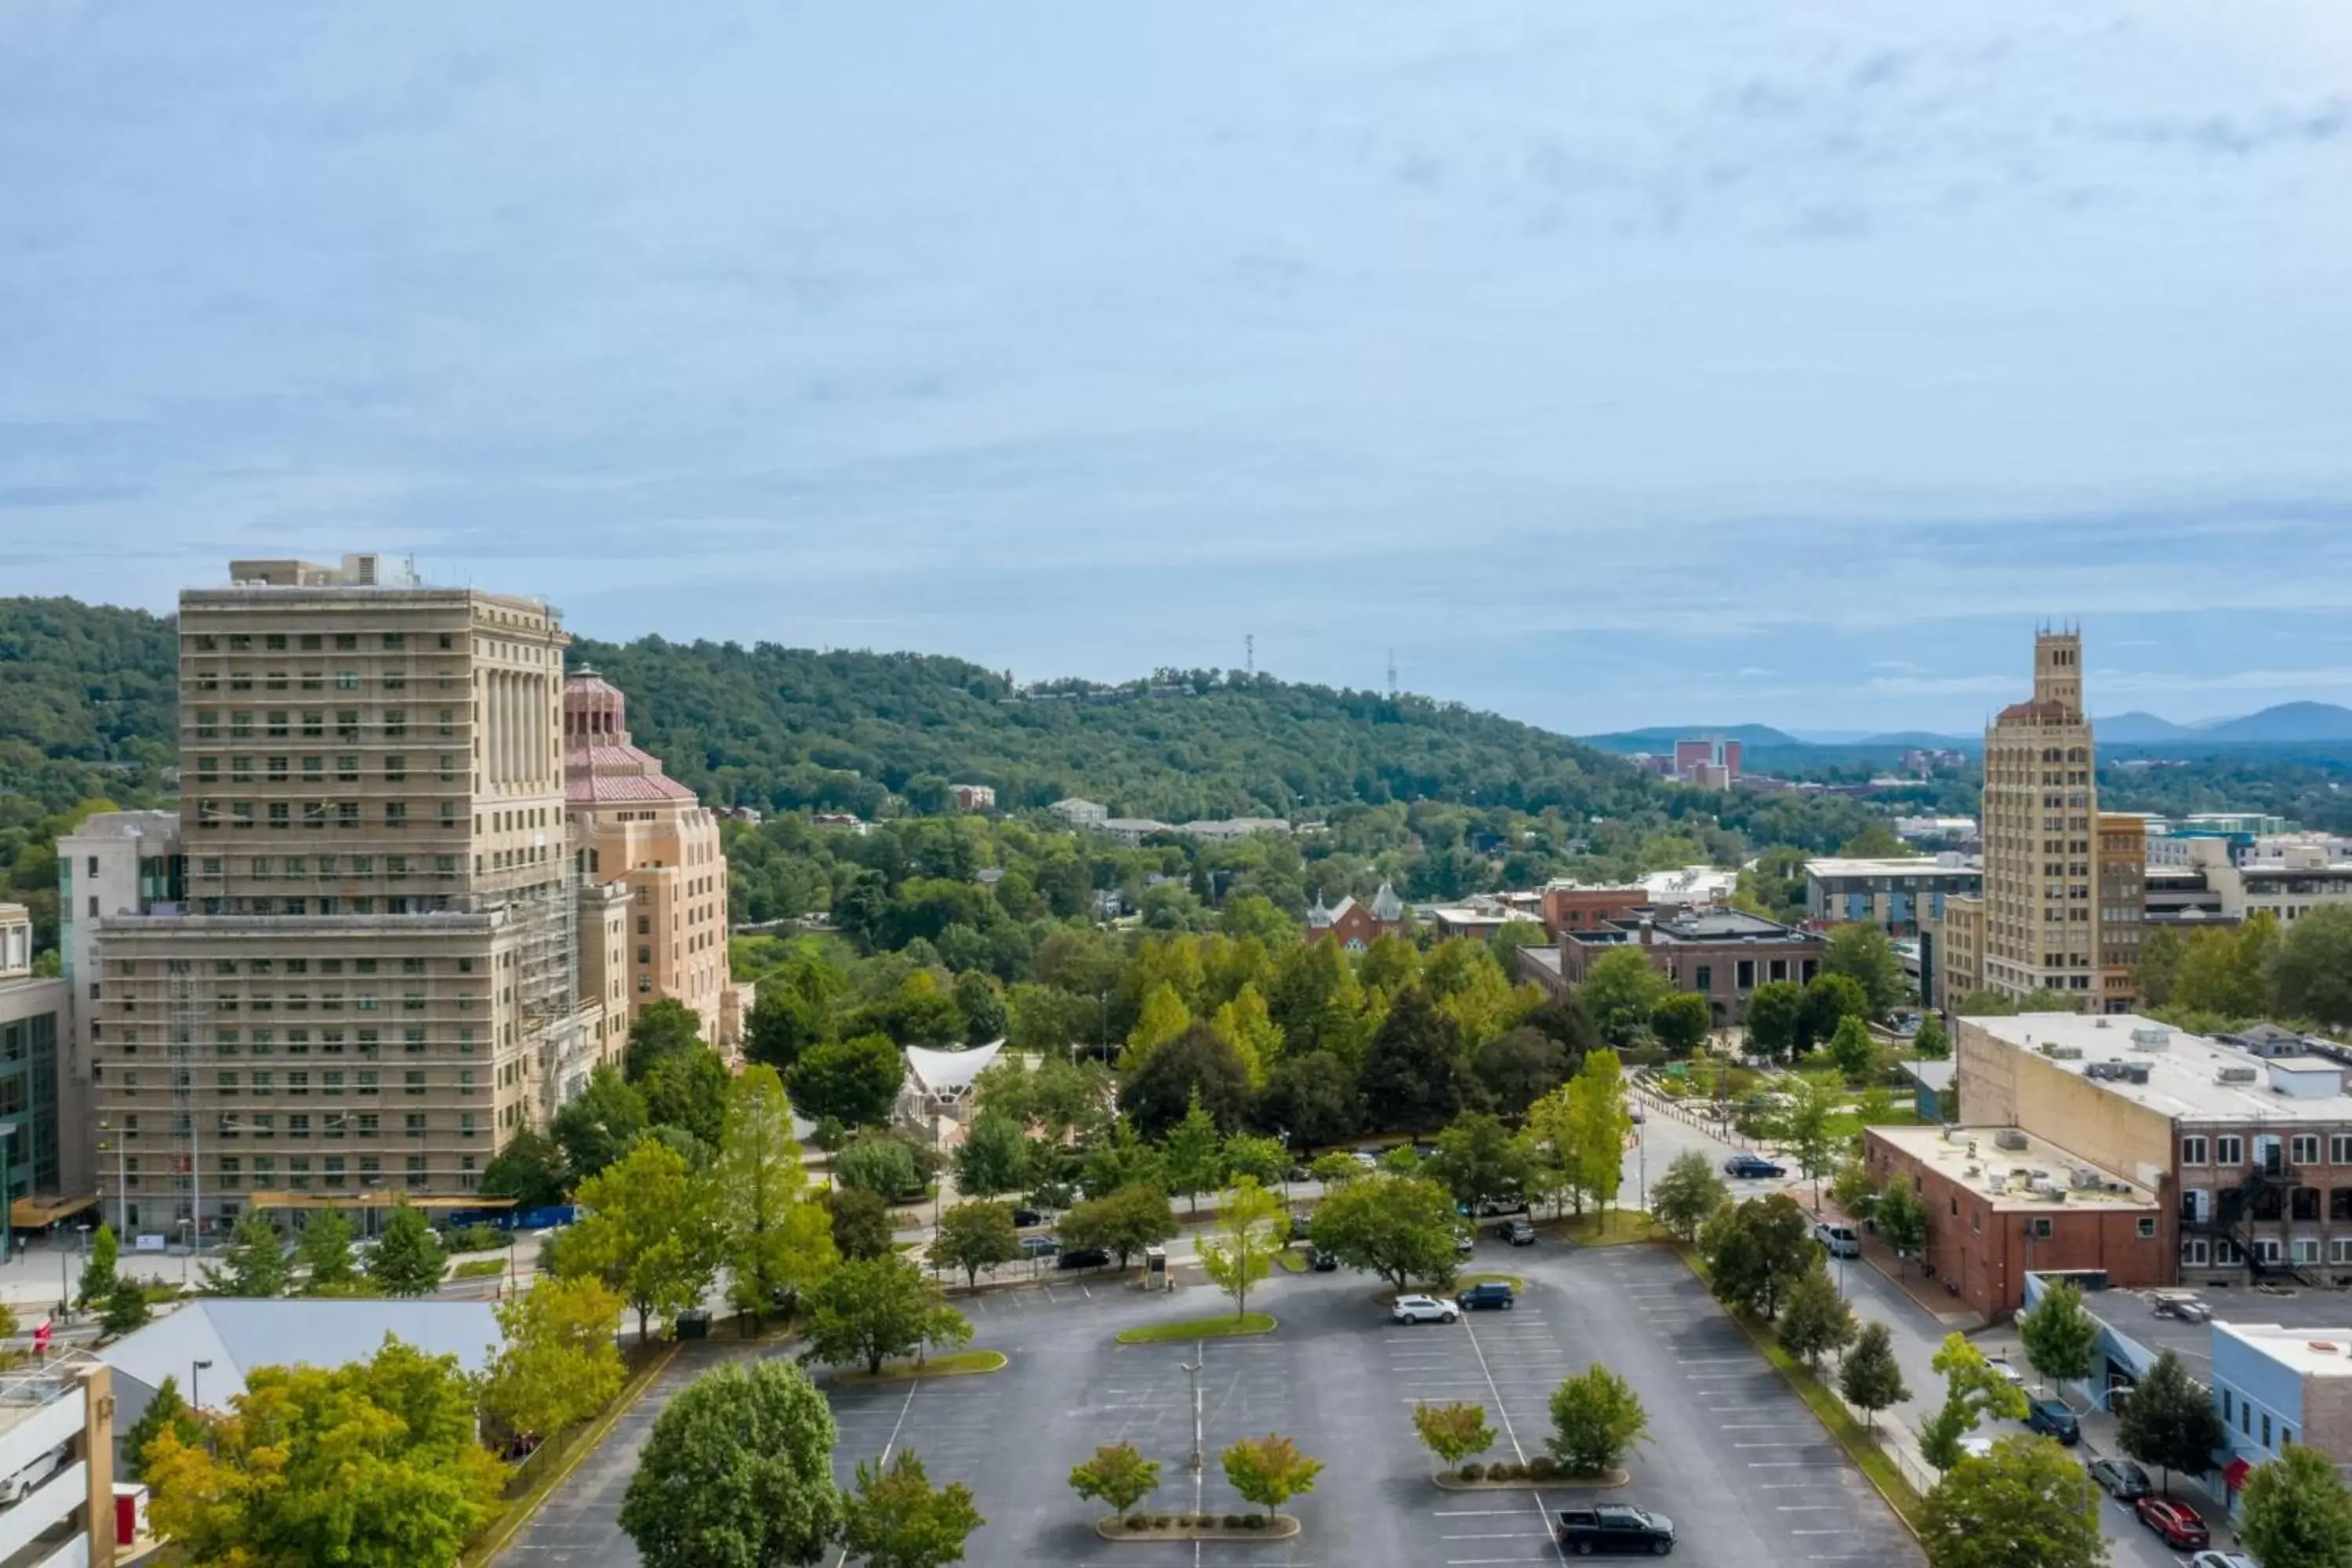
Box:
[1457,1281,1517,1312]
[1010,1207,1044,1229]
[2025,1399,2079,1445]
[2187,1553,2256,1568]
[1056,1247,1112,1270]
[1958,1435,1994,1461]
[1555,1504,1675,1555]
[1392,1294,1460,1325]
[1351,1150,1383,1170]
[1813,1221,1860,1258]
[1454,1227,1477,1255]
[1504,1218,1538,1247]
[1473,1198,1529,1218]
[1722,1153,1785,1179]
[2086,1456,2153,1501]
[2136,1497,2210,1550]
[1307,1247,1338,1272]
[2152,1295,2213,1324]
[1018,1233,1061,1259]
[1986,1357,2027,1389]
[1412,1143,1441,1162]
[0,1445,65,1508]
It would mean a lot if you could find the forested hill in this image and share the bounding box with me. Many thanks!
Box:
[568,636,1659,822]
[0,597,179,812]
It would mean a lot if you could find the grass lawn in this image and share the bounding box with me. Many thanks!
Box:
[1116,1312,1277,1345]
[1273,1248,1308,1273]
[1544,1210,1669,1246]
[833,1350,1009,1385]
[452,1258,508,1280]
[1455,1272,1526,1290]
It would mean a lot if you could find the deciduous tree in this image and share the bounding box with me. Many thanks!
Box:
[2274,906,2352,1030]
[2117,1348,2225,1492]
[1799,973,1870,1054]
[1255,1049,1362,1149]
[558,1138,723,1342]
[1198,1178,1287,1319]
[1875,1179,1929,1267]
[932,1201,1020,1290]
[619,1359,843,1568]
[825,1185,895,1260]
[626,997,706,1082]
[552,1063,650,1179]
[2242,1443,2352,1568]
[800,1255,972,1377]
[953,1106,1029,1200]
[1307,1173,1459,1292]
[716,1064,837,1324]
[1650,1149,1729,1242]
[1472,1027,1573,1114]
[483,1275,626,1438]
[1069,1442,1163,1523]
[1838,1322,1910,1432]
[1744,981,1805,1064]
[1919,1435,2104,1568]
[481,1127,571,1210]
[1057,1184,1178,1268]
[121,1374,203,1479]
[2019,1280,2098,1389]
[1359,986,1474,1133]
[1411,1402,1497,1472]
[837,1132,923,1200]
[76,1223,118,1310]
[844,1449,985,1568]
[789,1032,907,1128]
[644,1044,731,1151]
[366,1201,448,1298]
[1700,1194,1815,1321]
[1547,1365,1650,1478]
[1921,1334,2031,1471]
[1577,948,1672,1045]
[1220,1434,1323,1523]
[200,1210,289,1298]
[1118,1024,1249,1138]
[1650,993,1712,1057]
[1777,1264,1858,1373]
[1827,1015,1877,1082]
[1824,924,1905,1020]
[1160,1092,1225,1214]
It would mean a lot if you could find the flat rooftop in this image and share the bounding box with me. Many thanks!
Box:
[2077,1280,2352,1374]
[1804,857,1981,879]
[1967,1012,2352,1124]
[1871,1124,2156,1212]
[2220,1322,2352,1377]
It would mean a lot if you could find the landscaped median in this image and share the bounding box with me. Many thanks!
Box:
[1115,1312,1276,1345]
[1431,1459,1626,1491]
[1094,1512,1301,1543]
[830,1349,1008,1385]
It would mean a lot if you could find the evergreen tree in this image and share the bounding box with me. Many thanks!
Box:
[200,1210,290,1298]
[76,1223,119,1310]
[100,1273,151,1336]
[1838,1322,1909,1432]
[367,1202,449,1297]
[1777,1265,1857,1372]
[121,1373,204,1477]
[297,1210,360,1295]
[2118,1348,2226,1492]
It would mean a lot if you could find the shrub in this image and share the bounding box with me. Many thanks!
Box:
[1526,1454,1559,1480]
[1458,1461,1485,1481]
[1244,1515,1266,1529]
[444,1223,506,1254]
[1152,1515,1172,1529]
[1125,1517,1148,1532]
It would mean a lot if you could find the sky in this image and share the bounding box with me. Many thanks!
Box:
[4,2,2352,735]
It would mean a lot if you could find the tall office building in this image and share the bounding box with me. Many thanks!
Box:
[83,554,610,1239]
[1934,629,2122,1012]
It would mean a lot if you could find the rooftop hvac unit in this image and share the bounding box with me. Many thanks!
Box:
[2041,1044,2085,1060]
[2071,1167,2102,1189]
[2104,1181,2134,1195]
[2216,1066,2261,1085]
[2130,1025,2173,1051]
[1993,1129,2029,1150]
[2035,1184,2070,1203]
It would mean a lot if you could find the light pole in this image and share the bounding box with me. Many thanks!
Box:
[99,1123,128,1236]
[0,1122,17,1261]
[191,1357,213,1414]
[1179,1358,1203,1472]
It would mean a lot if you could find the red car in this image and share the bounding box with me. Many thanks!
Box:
[2136,1497,2209,1549]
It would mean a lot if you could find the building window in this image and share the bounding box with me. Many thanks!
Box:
[2181,1136,2208,1165]
[2293,1135,2322,1167]
[2217,1135,2245,1166]
[1735,959,1755,990]
[2031,1217,2053,1238]
[2137,1218,2156,1239]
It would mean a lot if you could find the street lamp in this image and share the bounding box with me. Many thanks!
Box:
[1178,1358,1203,1472]
[0,1123,18,1260]
[98,1121,129,1236]
[191,1358,213,1413]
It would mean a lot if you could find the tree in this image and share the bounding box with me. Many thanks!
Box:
[837,1133,923,1200]
[1919,1435,2105,1568]
[1221,1133,1290,1192]
[1921,1334,2031,1470]
[1546,1365,1650,1478]
[1650,1149,1729,1241]
[122,1373,204,1479]
[953,1107,1029,1200]
[1576,948,1672,1045]
[1076,1120,1167,1200]
[144,1338,506,1568]
[1778,1072,1845,1203]
[953,968,1007,1045]
[293,1214,358,1295]
[1160,1092,1225,1214]
[1308,1174,1460,1292]
[481,1127,571,1210]
[843,1449,985,1568]
[1744,981,1805,1063]
[100,1273,151,1335]
[1700,1194,1816,1320]
[618,1359,843,1568]
[1359,985,1474,1133]
[1410,1402,1497,1472]
[1220,1433,1323,1523]
[932,1201,1020,1290]
[366,1201,448,1297]
[1913,1012,1950,1060]
[826,1185,895,1260]
[789,1032,907,1127]
[626,997,706,1082]
[483,1275,626,1438]
[2117,1347,2225,1492]
[1255,1049,1362,1149]
[1650,993,1711,1057]
[2274,905,2352,1029]
[1198,1178,1287,1319]
[1118,1023,1250,1138]
[1069,1442,1163,1523]
[800,1254,972,1376]
[2018,1280,2098,1389]
[1776,1265,1857,1372]
[1122,980,1192,1069]
[746,977,831,1076]
[552,1063,650,1179]
[1827,1015,1877,1082]
[77,1222,119,1309]
[200,1210,289,1298]
[1799,973,1871,1054]
[1058,1184,1178,1268]
[644,1044,731,1150]
[2175,910,2281,1019]
[559,1138,723,1342]
[716,1064,837,1325]
[1838,1322,1911,1432]
[1875,1179,1929,1267]
[2242,1443,2352,1568]
[1211,983,1284,1091]
[1824,924,1905,1019]
[1565,1049,1633,1229]
[1472,1026,1572,1115]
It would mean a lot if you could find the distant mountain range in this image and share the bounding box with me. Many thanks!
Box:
[1581,702,2352,756]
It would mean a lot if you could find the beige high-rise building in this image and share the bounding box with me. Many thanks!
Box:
[1936,629,2115,1013]
[85,554,609,1239]
[563,670,746,1058]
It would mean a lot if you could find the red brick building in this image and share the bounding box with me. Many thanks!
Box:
[1308,883,1406,952]
[1553,909,1824,1027]
[1864,1123,2166,1319]
[1538,884,1650,936]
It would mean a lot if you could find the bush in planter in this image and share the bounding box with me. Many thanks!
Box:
[1458,1461,1486,1481]
[1125,1517,1149,1532]
[1244,1515,1267,1529]
[1526,1454,1559,1481]
[1152,1516,1172,1530]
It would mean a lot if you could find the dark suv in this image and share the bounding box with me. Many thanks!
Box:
[1556,1504,1675,1555]
[1457,1281,1516,1312]
[2025,1399,2079,1445]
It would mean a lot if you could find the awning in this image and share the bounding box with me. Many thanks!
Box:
[10,1194,99,1229]
[243,1190,516,1211]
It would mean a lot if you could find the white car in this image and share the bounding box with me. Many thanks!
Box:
[1392,1294,1460,1324]
[1987,1358,2027,1388]
[2188,1553,2257,1568]
[0,1444,65,1508]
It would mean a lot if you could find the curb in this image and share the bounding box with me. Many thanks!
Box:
[832,1351,1009,1385]
[1432,1467,1628,1491]
[465,1338,684,1566]
[1094,1514,1301,1543]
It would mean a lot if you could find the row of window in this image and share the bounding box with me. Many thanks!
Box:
[198,756,462,782]
[115,1067,481,1096]
[192,670,452,693]
[119,953,472,976]
[191,630,445,652]
[2180,1134,2352,1167]
[192,800,458,831]
[113,1025,474,1054]
[125,1153,471,1195]
[192,708,456,739]
[116,1110,479,1142]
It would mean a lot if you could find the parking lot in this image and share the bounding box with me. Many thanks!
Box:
[503,1236,1920,1566]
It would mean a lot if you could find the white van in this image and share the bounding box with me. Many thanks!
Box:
[0,1443,67,1508]
[1813,1221,1860,1258]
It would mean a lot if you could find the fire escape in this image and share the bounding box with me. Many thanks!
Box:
[2198,1146,2324,1287]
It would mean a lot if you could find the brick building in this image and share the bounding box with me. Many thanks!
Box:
[1863,1123,2163,1318]
[1537,883,1650,937]
[1307,884,1406,952]
[1550,909,1824,1027]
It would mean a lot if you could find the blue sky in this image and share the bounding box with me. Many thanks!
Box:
[4,2,2351,734]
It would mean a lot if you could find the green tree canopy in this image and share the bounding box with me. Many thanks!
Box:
[200,1210,289,1298]
[1429,1111,1536,1214]
[952,1107,1030,1200]
[1067,1442,1163,1522]
[1117,1023,1249,1138]
[1838,1321,1911,1431]
[619,1359,844,1568]
[2242,1443,2352,1568]
[1823,923,1905,1019]
[558,1137,723,1342]
[1577,948,1672,1045]
[1196,1178,1287,1319]
[2274,906,2352,1029]
[931,1200,1021,1290]
[788,1033,908,1127]
[1777,1264,1858,1371]
[1699,1194,1815,1321]
[626,998,706,1082]
[1919,1435,2104,1568]
[1744,980,1805,1063]
[1307,1173,1459,1292]
[481,1127,571,1210]
[715,1064,837,1323]
[366,1202,448,1298]
[799,1255,972,1377]
[483,1274,627,1439]
[1058,1183,1178,1268]
[644,1044,731,1151]
[843,1448,985,1568]
[1546,1365,1650,1478]
[552,1063,651,1180]
[2018,1281,2099,1388]
[2117,1348,2226,1490]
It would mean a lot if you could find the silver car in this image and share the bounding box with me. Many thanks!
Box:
[1392,1294,1460,1324]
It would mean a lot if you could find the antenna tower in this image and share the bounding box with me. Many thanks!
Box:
[1244,633,1254,676]
[1386,648,1398,699]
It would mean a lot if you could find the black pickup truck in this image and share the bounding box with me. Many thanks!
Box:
[1555,1504,1675,1555]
